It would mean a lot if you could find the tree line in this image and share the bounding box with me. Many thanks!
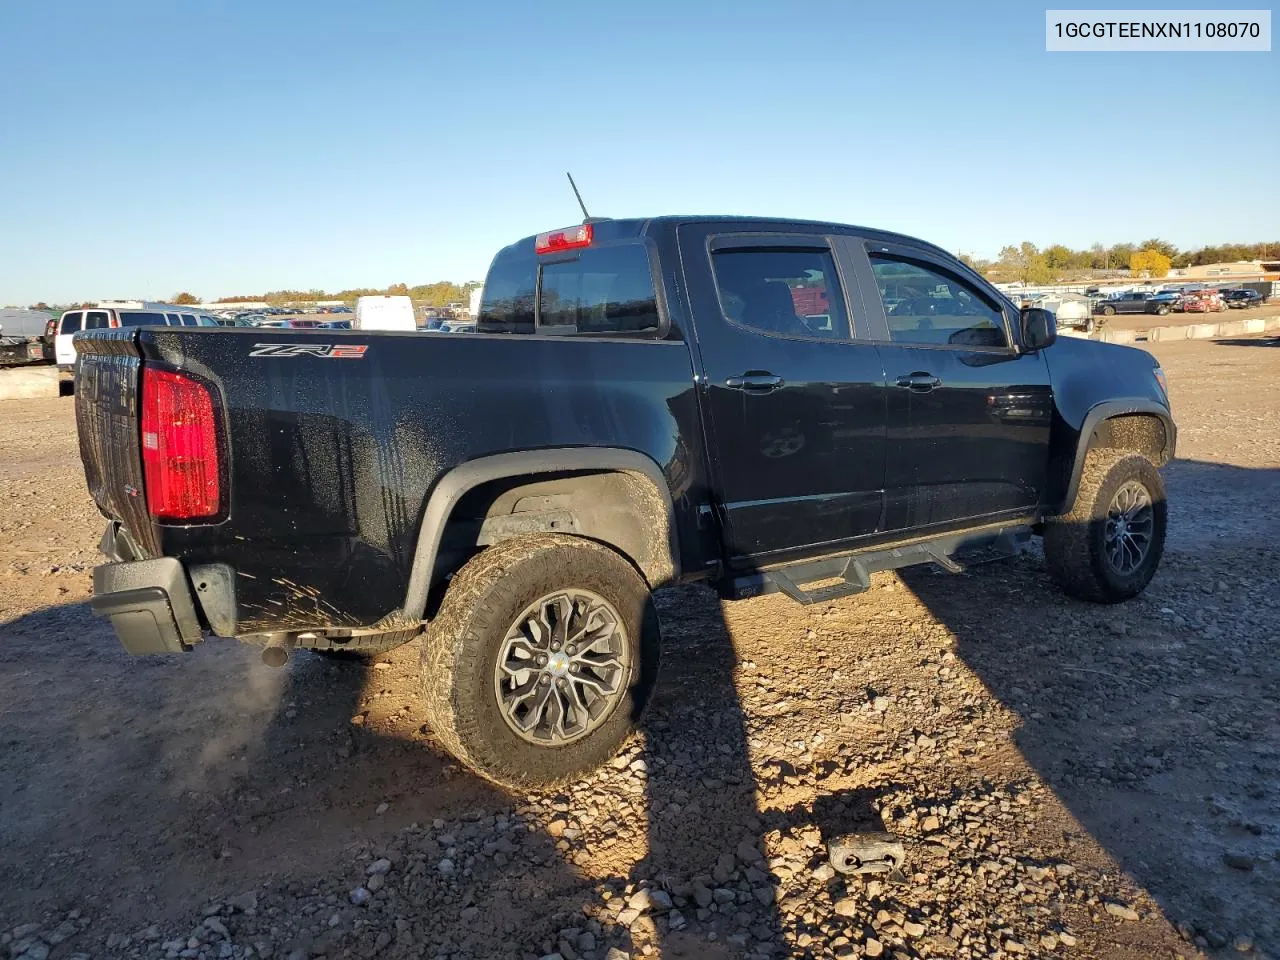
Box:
[963,239,1279,285]
[210,281,481,307]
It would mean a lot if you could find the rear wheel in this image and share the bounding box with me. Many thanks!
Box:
[1044,449,1167,603]
[422,534,660,789]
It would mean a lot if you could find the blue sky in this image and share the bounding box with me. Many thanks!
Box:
[1,0,1275,304]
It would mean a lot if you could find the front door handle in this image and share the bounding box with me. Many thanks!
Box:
[726,373,785,393]
[895,372,942,392]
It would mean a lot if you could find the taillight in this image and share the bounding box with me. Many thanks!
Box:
[535,223,593,254]
[140,368,221,521]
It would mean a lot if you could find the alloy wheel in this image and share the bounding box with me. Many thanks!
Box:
[493,590,631,745]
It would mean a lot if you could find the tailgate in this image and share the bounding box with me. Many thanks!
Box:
[74,330,155,554]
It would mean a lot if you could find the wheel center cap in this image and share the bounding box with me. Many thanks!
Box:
[546,651,571,677]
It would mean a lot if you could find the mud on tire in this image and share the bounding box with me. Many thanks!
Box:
[1044,449,1167,603]
[421,534,661,790]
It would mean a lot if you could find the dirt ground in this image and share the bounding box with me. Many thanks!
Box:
[1,335,1278,960]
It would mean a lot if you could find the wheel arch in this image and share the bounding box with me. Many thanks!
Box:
[401,448,679,622]
[1058,400,1176,514]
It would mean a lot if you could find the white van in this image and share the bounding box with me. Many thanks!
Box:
[354,295,416,332]
[54,303,219,374]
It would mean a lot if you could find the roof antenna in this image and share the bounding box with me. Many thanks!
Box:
[566,172,606,224]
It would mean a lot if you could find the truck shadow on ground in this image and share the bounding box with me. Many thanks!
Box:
[897,457,1280,957]
[1212,336,1280,348]
[3,460,1276,958]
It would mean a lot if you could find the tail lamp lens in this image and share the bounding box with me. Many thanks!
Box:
[140,368,221,520]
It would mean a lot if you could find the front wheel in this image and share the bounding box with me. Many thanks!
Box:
[1157,305,1170,315]
[1044,450,1167,603]
[421,534,660,789]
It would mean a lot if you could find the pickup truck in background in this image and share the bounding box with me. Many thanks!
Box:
[0,309,53,367]
[74,215,1175,789]
[1093,292,1171,316]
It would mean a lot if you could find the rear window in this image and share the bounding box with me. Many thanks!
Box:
[60,312,83,334]
[118,312,167,327]
[478,243,660,337]
[84,311,110,330]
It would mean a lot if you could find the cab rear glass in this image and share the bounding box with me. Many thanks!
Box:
[478,242,661,337]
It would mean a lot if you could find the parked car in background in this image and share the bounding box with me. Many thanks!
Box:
[1094,292,1170,316]
[317,319,352,329]
[1222,289,1263,309]
[54,305,219,376]
[1036,295,1093,337]
[438,318,477,333]
[355,295,416,332]
[0,309,53,367]
[1180,290,1228,313]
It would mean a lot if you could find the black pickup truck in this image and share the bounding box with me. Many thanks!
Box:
[74,215,1175,789]
[1093,291,1171,316]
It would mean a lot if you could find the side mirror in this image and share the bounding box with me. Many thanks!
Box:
[1020,307,1057,350]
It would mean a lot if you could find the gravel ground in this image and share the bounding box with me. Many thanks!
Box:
[1,335,1277,960]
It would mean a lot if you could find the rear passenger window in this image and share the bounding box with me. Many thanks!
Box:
[60,313,83,334]
[84,311,110,330]
[711,248,849,339]
[180,314,198,326]
[537,245,660,336]
[870,256,1007,348]
[165,313,182,326]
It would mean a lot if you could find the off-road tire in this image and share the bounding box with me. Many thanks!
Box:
[421,534,660,789]
[1044,449,1167,603]
[307,628,420,659]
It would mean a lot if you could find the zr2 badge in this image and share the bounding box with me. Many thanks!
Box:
[249,344,368,359]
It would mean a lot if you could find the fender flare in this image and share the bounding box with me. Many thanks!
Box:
[401,448,679,622]
[1060,398,1176,513]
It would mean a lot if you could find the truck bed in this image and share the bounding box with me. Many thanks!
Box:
[74,326,695,636]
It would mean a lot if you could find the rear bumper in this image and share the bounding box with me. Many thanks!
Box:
[91,557,202,655]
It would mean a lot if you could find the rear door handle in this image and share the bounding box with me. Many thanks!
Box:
[726,373,785,393]
[895,372,942,392]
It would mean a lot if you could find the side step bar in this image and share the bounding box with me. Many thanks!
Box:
[723,524,1030,605]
